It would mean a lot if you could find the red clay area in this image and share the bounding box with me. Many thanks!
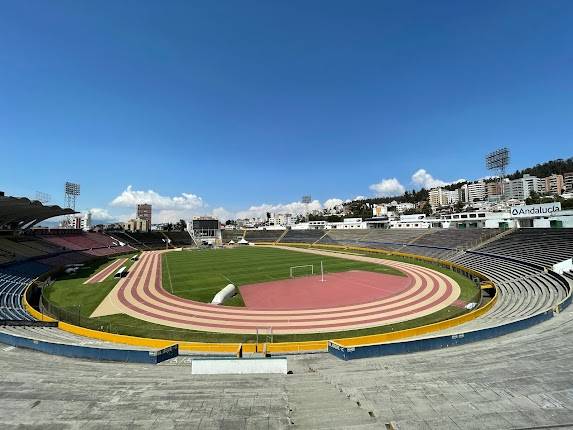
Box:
[239,270,411,310]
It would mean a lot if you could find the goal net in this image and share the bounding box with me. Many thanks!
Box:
[289,264,314,278]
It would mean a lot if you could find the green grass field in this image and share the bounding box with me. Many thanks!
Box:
[161,246,404,306]
[42,246,481,343]
[43,254,138,318]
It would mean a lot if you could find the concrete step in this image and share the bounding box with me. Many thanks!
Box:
[286,371,378,428]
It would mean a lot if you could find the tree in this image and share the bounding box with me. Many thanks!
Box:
[174,219,187,231]
[525,191,541,205]
[326,215,343,222]
[508,157,573,180]
[561,198,573,210]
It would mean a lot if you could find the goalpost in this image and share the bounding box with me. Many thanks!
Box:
[289,264,314,278]
[288,262,326,282]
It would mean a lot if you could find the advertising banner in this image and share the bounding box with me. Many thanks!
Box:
[510,202,561,218]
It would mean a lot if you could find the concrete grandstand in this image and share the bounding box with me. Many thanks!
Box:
[1,194,573,428]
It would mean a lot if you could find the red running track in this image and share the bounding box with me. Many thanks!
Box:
[94,250,461,334]
[83,258,127,284]
[240,271,411,310]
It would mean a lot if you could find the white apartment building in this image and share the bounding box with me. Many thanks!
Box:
[507,174,541,200]
[429,188,459,209]
[67,212,92,231]
[268,213,292,227]
[372,201,415,216]
[327,218,368,229]
[459,181,487,203]
[395,202,415,212]
[389,214,433,229]
[276,213,292,226]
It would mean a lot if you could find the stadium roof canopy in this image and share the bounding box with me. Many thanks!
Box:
[0,196,76,230]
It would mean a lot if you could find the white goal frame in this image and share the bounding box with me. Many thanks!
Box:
[289,264,314,278]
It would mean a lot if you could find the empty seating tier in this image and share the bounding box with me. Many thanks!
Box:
[474,228,573,268]
[275,228,572,337]
[244,230,285,243]
[164,231,194,246]
[0,271,34,321]
[109,231,167,249]
[280,229,329,243]
[411,228,501,250]
[222,229,245,243]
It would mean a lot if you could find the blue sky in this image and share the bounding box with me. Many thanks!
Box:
[0,1,572,222]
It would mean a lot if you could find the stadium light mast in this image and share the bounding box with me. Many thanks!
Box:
[64,181,81,228]
[485,148,510,198]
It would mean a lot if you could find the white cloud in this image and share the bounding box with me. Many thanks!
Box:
[236,199,324,219]
[411,169,447,189]
[110,185,204,211]
[88,208,115,222]
[369,178,406,197]
[323,198,344,209]
[353,195,367,201]
[211,207,232,221]
[410,169,466,189]
[109,185,210,224]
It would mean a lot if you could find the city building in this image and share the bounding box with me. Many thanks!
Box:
[507,174,541,200]
[486,181,503,199]
[429,188,459,209]
[541,174,565,195]
[136,204,152,227]
[66,212,92,231]
[124,218,148,232]
[372,205,388,217]
[459,181,486,203]
[564,172,573,192]
[275,213,293,226]
[267,213,293,227]
[326,218,368,229]
[441,211,512,229]
[389,214,436,229]
[394,201,415,213]
[291,220,327,230]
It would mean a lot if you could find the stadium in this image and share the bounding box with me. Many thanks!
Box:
[3,2,573,429]
[1,190,573,428]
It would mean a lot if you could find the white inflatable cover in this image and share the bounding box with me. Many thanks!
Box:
[211,284,237,305]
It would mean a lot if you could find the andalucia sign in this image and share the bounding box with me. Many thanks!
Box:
[510,202,561,218]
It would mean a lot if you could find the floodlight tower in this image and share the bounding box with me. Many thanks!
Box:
[485,148,510,198]
[64,182,81,227]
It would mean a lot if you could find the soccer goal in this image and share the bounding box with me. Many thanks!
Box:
[289,264,314,278]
